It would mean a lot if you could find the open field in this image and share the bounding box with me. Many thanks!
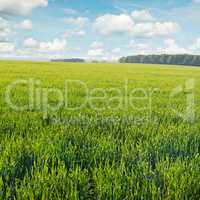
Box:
[0,61,200,199]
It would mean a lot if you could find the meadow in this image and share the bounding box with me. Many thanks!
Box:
[0,60,200,199]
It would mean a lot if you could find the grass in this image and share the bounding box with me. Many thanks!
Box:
[0,60,200,199]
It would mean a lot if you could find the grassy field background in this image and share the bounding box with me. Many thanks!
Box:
[0,61,200,199]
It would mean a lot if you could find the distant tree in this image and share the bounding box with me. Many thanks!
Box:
[51,58,85,63]
[166,55,172,64]
[119,54,200,66]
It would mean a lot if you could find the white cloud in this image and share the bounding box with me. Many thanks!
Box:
[94,14,134,35]
[64,29,86,38]
[191,38,200,49]
[193,0,200,3]
[129,40,152,54]
[88,41,105,57]
[76,30,86,36]
[0,0,48,15]
[0,17,10,38]
[64,17,88,27]
[0,42,15,52]
[24,38,38,48]
[0,30,9,38]
[189,38,200,54]
[131,10,154,22]
[88,41,121,61]
[64,8,78,15]
[39,38,67,51]
[88,48,104,57]
[158,39,188,54]
[23,38,67,52]
[112,48,121,54]
[20,19,33,30]
[94,13,179,37]
[133,22,180,37]
[90,41,104,49]
[129,40,151,50]
[0,17,8,28]
[4,49,67,60]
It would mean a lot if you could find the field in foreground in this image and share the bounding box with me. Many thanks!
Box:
[0,61,200,199]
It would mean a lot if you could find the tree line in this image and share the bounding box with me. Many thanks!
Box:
[119,54,200,66]
[51,58,85,63]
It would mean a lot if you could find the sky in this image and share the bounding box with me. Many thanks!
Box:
[0,0,200,61]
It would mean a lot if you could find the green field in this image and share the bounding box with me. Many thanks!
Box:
[0,61,200,199]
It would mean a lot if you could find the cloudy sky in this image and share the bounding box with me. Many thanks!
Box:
[0,0,200,61]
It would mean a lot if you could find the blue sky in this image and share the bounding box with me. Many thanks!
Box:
[0,0,200,61]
